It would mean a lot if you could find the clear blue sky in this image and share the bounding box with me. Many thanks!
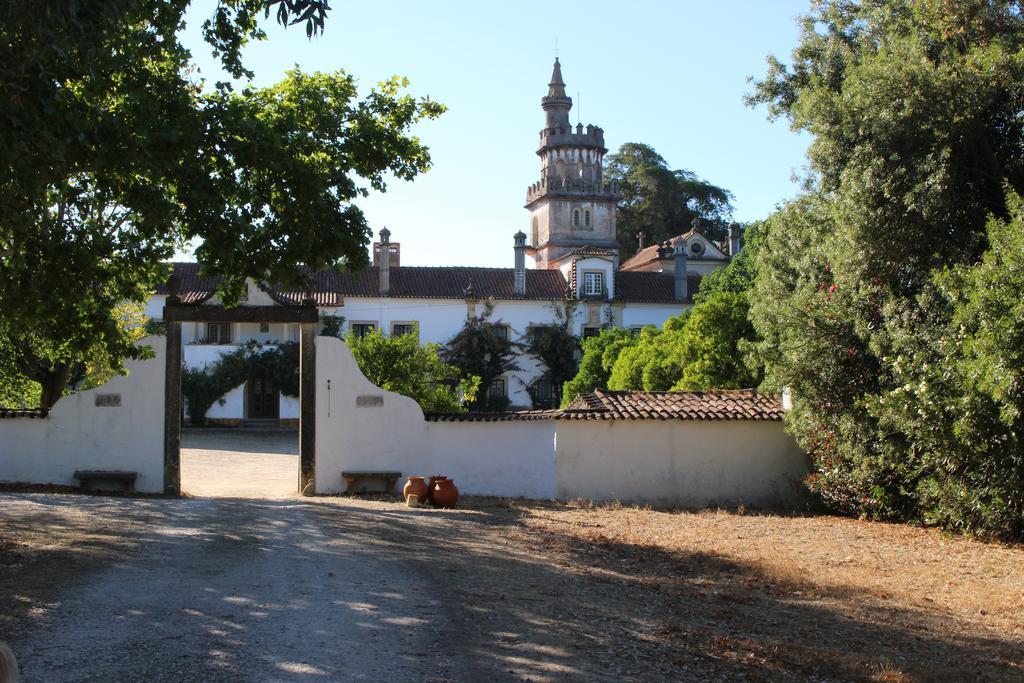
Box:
[179,0,812,267]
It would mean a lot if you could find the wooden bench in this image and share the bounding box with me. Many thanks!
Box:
[341,471,401,495]
[73,470,138,493]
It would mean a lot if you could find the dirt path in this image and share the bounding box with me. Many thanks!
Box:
[3,492,1021,681]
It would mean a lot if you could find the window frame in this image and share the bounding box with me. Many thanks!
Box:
[391,321,418,339]
[486,377,507,401]
[349,321,378,339]
[582,271,605,298]
[582,326,601,339]
[572,209,581,227]
[584,209,591,227]
[207,322,232,345]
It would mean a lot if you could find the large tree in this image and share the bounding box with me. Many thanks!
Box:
[604,142,734,257]
[0,1,442,408]
[748,0,1024,538]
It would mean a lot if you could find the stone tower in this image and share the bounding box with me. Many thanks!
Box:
[525,59,619,268]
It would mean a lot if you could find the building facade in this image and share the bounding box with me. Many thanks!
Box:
[149,60,740,419]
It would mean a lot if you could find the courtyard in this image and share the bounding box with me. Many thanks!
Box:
[1,491,1021,681]
[181,429,298,498]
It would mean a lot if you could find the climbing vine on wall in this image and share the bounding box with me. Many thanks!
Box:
[181,341,298,426]
[524,299,580,409]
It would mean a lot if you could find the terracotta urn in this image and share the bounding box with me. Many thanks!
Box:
[426,475,447,504]
[431,478,459,508]
[403,476,429,505]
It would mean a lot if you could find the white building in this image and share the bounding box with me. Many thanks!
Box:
[147,60,740,421]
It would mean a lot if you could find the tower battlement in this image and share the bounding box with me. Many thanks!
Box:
[525,176,619,205]
[538,123,606,153]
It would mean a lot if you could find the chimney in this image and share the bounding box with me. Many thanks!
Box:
[513,231,527,296]
[378,227,391,296]
[673,237,688,302]
[728,221,742,257]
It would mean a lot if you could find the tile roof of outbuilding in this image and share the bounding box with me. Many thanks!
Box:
[424,388,784,422]
[155,263,694,305]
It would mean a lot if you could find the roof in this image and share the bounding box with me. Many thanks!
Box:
[156,263,693,305]
[620,229,729,272]
[562,388,784,420]
[424,389,783,422]
[615,271,701,304]
[338,266,569,301]
[569,245,616,258]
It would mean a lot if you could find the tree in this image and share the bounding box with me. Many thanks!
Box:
[747,0,1024,538]
[560,328,638,406]
[442,302,519,411]
[523,301,579,409]
[604,142,734,257]
[0,1,443,408]
[347,328,478,414]
[693,220,764,304]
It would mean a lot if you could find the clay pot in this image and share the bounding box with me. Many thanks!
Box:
[403,476,429,505]
[426,476,448,504]
[431,478,459,508]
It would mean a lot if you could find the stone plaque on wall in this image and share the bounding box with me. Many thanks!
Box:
[95,394,122,407]
[355,395,384,407]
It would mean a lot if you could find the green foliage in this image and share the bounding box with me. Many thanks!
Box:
[748,0,1024,539]
[560,328,638,406]
[0,303,152,409]
[604,292,759,394]
[180,341,297,426]
[0,1,443,408]
[347,328,477,413]
[442,302,519,411]
[524,301,580,409]
[319,314,346,338]
[693,221,764,304]
[604,142,734,257]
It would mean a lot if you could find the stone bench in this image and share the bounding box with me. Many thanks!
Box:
[73,470,138,493]
[341,471,401,495]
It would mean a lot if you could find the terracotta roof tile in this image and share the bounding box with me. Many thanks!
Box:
[155,263,696,306]
[615,271,700,304]
[424,389,784,422]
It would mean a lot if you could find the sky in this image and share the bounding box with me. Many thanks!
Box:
[179,0,812,267]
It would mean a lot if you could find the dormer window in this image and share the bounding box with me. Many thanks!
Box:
[573,209,581,227]
[583,271,605,298]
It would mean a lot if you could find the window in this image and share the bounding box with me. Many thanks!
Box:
[582,326,601,339]
[486,378,507,401]
[534,378,557,406]
[490,324,510,342]
[207,323,232,345]
[350,322,377,338]
[259,322,270,333]
[583,271,605,298]
[573,209,581,227]
[584,210,591,227]
[391,323,417,337]
[629,326,645,334]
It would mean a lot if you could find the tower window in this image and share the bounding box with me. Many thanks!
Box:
[573,209,580,227]
[584,210,591,227]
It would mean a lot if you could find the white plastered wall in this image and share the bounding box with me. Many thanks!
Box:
[554,420,808,507]
[313,336,557,498]
[0,336,166,493]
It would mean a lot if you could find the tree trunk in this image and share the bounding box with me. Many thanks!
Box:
[38,362,72,411]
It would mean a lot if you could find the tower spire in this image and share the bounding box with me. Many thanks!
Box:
[541,58,572,129]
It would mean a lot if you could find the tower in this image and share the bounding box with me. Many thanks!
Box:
[525,59,619,268]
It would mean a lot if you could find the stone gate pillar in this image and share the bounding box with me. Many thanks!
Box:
[299,322,316,495]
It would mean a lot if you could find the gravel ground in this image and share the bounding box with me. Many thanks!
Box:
[180,429,299,498]
[2,490,1022,682]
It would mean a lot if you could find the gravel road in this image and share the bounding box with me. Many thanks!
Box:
[7,496,490,682]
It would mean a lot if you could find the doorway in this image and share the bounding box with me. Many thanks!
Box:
[247,371,280,420]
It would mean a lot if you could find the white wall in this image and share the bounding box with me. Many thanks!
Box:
[313,337,557,498]
[554,420,808,507]
[0,336,167,493]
